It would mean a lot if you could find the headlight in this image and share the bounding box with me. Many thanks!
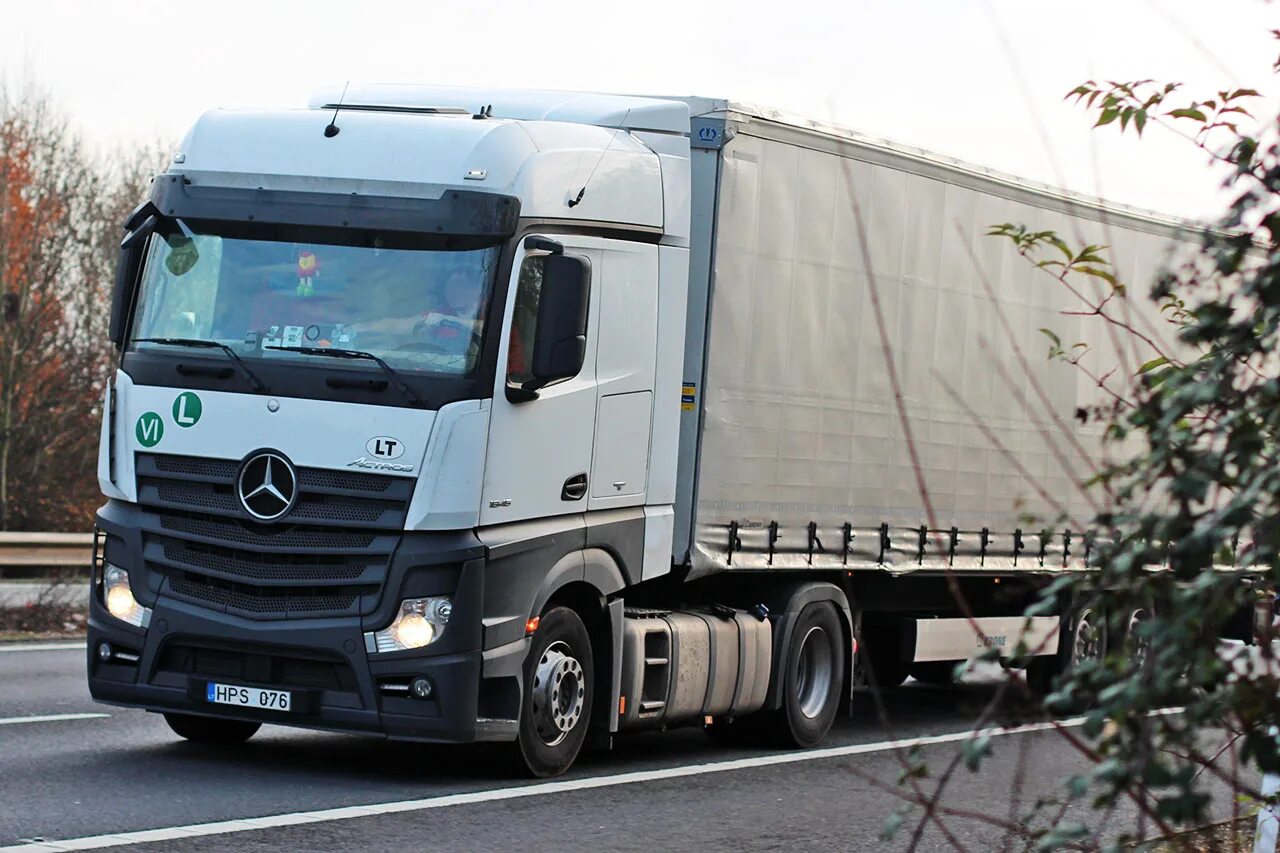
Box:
[103,564,151,628]
[369,597,451,653]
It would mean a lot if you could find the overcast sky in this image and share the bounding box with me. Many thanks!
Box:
[4,0,1276,219]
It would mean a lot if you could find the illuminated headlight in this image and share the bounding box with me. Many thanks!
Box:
[103,564,151,628]
[370,597,451,653]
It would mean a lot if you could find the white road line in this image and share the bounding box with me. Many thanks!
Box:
[0,709,1183,852]
[0,642,85,653]
[0,713,109,727]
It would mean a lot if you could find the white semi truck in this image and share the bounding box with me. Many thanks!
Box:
[88,85,1198,776]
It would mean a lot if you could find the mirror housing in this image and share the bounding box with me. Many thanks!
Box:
[524,253,591,393]
[108,205,157,349]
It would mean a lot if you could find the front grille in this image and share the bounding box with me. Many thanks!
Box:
[136,452,411,620]
[159,514,379,551]
[161,543,370,582]
[168,576,358,615]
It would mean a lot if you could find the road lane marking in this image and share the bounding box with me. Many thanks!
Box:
[0,713,109,727]
[0,643,85,653]
[0,708,1183,852]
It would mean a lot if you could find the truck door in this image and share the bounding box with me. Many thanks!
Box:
[480,237,601,525]
[588,241,659,510]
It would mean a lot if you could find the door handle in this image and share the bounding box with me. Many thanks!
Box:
[561,473,588,501]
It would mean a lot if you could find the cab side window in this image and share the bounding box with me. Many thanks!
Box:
[507,255,544,386]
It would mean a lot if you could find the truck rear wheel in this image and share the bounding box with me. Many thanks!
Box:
[163,712,260,744]
[765,601,845,748]
[516,606,594,778]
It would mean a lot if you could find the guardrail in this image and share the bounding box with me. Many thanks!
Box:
[0,533,95,573]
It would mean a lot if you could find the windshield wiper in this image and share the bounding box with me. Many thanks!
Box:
[135,338,266,392]
[266,346,421,406]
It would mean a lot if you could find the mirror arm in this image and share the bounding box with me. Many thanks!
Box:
[505,383,540,404]
[522,235,564,255]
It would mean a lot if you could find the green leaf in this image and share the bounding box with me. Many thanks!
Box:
[1134,109,1147,135]
[1168,108,1208,122]
[1039,328,1061,348]
[880,811,905,840]
[962,734,993,771]
[1095,108,1120,127]
[1139,356,1170,374]
[1076,266,1120,288]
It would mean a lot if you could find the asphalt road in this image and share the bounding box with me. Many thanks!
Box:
[0,644,1246,852]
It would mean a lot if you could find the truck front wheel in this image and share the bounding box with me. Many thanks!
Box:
[517,606,594,778]
[163,712,260,744]
[766,601,846,748]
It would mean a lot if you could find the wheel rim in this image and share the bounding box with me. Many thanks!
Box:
[530,640,586,747]
[1127,608,1150,670]
[1071,608,1105,667]
[795,626,835,719]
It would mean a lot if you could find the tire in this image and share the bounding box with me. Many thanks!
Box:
[516,606,594,778]
[1122,605,1151,672]
[163,712,260,744]
[1068,606,1108,669]
[1026,606,1108,706]
[910,661,956,685]
[1023,656,1058,696]
[764,602,846,748]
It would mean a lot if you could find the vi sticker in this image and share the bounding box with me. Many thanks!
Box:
[135,412,164,447]
[173,391,202,427]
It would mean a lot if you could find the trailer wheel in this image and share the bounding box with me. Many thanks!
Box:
[516,606,594,778]
[1025,606,1108,702]
[1122,606,1151,671]
[765,601,845,748]
[1068,606,1107,669]
[163,713,260,744]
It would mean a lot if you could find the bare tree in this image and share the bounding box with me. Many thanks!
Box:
[0,81,168,531]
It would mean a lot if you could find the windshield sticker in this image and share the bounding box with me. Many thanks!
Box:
[172,392,202,428]
[135,412,164,448]
[366,436,405,460]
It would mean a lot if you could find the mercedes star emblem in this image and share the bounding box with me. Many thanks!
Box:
[237,451,298,521]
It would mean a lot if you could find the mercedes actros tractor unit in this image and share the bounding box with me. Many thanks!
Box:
[88,85,1192,776]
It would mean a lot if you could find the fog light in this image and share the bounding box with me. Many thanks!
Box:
[102,565,151,628]
[410,677,433,699]
[368,597,452,653]
[97,642,113,662]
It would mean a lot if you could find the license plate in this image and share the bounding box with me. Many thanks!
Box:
[205,682,292,712]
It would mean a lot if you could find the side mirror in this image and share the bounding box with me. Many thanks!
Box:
[526,254,591,391]
[108,208,157,349]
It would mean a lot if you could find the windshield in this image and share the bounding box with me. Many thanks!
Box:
[129,221,500,376]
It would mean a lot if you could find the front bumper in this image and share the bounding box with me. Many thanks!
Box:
[89,504,525,744]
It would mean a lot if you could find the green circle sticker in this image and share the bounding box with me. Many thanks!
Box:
[172,392,202,428]
[135,412,164,447]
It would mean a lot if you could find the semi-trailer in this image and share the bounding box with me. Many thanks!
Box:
[88,85,1198,776]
